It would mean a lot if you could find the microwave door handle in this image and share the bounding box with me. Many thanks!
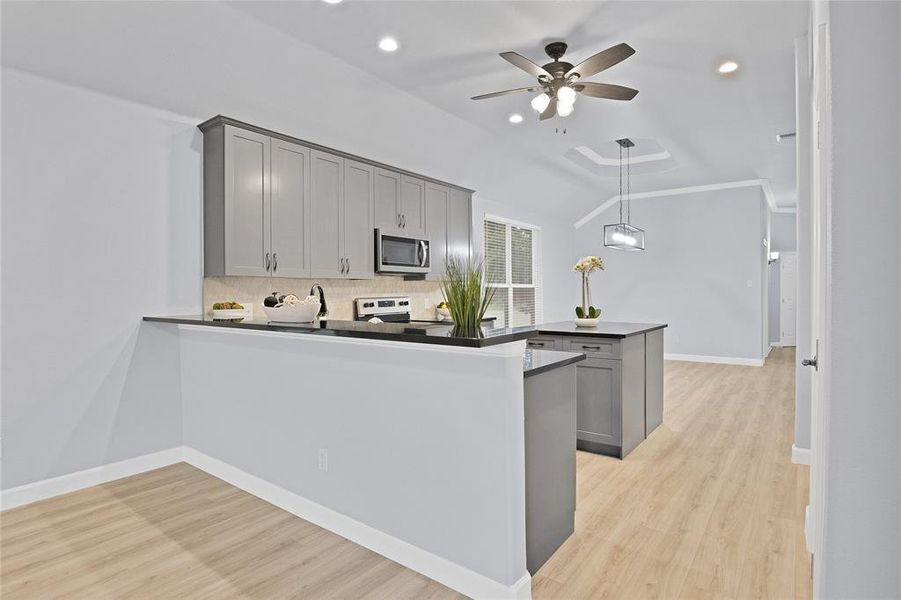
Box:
[419,240,428,267]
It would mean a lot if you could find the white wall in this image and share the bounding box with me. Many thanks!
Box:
[818,2,901,597]
[179,328,528,593]
[1,69,201,488]
[572,187,767,361]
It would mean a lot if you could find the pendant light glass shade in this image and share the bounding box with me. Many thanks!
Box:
[531,93,551,113]
[604,223,645,250]
[604,138,646,251]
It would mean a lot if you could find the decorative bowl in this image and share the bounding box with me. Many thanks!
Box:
[436,307,452,319]
[263,301,321,323]
[574,317,600,328]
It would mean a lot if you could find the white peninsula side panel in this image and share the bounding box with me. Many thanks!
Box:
[177,326,529,599]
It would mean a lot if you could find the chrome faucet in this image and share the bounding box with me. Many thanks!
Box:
[310,284,328,319]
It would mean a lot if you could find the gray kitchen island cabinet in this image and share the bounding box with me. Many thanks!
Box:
[535,322,667,458]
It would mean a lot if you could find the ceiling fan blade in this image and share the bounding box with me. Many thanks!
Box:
[500,51,552,80]
[566,43,635,79]
[470,86,539,100]
[574,82,639,101]
[539,96,557,120]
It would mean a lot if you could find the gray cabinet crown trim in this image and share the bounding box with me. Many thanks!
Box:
[198,115,476,194]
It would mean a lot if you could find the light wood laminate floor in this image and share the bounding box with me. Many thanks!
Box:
[1,349,809,599]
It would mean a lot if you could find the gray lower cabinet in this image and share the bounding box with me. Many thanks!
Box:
[524,363,576,574]
[645,329,664,435]
[425,182,449,279]
[575,357,623,448]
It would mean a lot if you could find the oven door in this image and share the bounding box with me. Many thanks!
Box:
[376,230,430,274]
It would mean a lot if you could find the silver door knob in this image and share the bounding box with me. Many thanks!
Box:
[802,357,818,370]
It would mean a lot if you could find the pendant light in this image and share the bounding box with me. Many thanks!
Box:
[604,138,646,251]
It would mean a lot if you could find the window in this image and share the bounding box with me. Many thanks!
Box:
[483,216,541,328]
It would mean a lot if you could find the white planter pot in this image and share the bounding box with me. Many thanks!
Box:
[574,317,600,328]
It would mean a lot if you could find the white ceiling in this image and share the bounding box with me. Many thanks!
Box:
[229,0,808,210]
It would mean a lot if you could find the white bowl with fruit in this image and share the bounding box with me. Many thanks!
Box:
[211,301,249,320]
[262,293,321,323]
[436,302,452,320]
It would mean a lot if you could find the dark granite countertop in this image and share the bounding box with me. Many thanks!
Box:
[538,321,667,338]
[143,315,538,348]
[522,349,586,378]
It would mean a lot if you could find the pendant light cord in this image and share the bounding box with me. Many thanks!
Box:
[627,144,631,225]
[618,144,624,224]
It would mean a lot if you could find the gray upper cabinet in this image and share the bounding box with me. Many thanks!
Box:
[448,188,472,263]
[270,139,310,278]
[200,117,474,279]
[400,176,426,235]
[425,183,449,279]
[343,160,374,279]
[310,150,344,279]
[374,168,401,231]
[223,126,271,277]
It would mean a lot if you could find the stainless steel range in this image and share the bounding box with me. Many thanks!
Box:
[354,296,414,323]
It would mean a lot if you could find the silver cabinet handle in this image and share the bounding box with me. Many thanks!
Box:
[272,252,277,273]
[402,214,406,228]
[397,214,401,227]
[582,345,601,351]
[346,258,350,275]
[340,258,345,274]
[265,252,271,272]
[529,341,546,347]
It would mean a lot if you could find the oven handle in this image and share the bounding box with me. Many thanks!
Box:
[419,240,428,267]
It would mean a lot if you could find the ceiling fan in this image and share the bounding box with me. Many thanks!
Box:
[471,41,638,120]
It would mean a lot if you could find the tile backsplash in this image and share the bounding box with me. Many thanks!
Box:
[204,276,445,320]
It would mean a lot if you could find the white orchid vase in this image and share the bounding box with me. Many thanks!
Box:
[573,256,605,319]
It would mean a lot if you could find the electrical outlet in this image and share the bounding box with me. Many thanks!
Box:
[318,448,328,472]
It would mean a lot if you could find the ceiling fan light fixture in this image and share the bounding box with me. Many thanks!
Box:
[530,92,551,113]
[557,85,576,104]
[556,101,574,117]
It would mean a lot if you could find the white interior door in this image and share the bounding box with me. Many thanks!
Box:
[780,253,798,345]
[808,22,831,593]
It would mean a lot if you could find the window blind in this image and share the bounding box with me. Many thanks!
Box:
[483,217,541,328]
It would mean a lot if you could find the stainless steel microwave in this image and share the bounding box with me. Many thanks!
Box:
[375,229,430,275]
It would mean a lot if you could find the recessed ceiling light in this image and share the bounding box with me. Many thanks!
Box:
[717,60,739,75]
[322,0,343,4]
[378,37,399,52]
[508,113,524,124]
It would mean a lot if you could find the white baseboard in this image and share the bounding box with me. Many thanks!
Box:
[664,353,765,367]
[0,447,185,510]
[182,447,530,600]
[792,444,811,465]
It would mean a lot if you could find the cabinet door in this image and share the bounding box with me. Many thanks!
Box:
[448,188,472,263]
[224,126,270,276]
[374,168,401,231]
[425,182,449,279]
[575,358,622,447]
[400,175,426,235]
[343,159,374,279]
[309,150,344,278]
[270,139,310,278]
